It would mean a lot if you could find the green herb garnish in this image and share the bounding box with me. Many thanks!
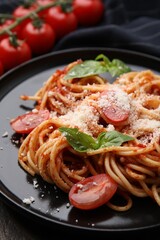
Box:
[64,54,131,80]
[59,127,134,152]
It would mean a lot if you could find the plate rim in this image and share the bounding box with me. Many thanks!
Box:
[0,47,160,81]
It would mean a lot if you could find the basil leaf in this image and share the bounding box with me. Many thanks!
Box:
[64,54,131,80]
[96,131,134,148]
[108,59,131,77]
[59,127,134,152]
[95,54,110,64]
[59,127,97,152]
[64,60,107,80]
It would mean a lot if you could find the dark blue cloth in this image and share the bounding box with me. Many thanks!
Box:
[0,0,160,57]
[54,0,160,58]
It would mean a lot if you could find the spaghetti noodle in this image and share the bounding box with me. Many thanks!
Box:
[12,57,160,211]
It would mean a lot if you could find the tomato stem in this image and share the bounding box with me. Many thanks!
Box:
[9,33,19,48]
[0,14,14,24]
[0,0,73,35]
[60,0,73,13]
[32,16,43,29]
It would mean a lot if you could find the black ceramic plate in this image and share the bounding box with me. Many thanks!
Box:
[0,48,160,235]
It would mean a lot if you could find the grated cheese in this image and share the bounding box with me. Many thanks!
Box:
[2,131,8,137]
[22,196,35,205]
[59,102,100,135]
[132,119,160,132]
[97,85,130,111]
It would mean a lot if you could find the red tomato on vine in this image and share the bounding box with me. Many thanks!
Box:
[45,6,78,39]
[12,3,37,29]
[0,19,21,41]
[36,0,54,18]
[0,36,31,71]
[20,19,56,55]
[73,0,105,26]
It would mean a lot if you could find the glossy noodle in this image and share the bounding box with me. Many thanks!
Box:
[15,58,160,211]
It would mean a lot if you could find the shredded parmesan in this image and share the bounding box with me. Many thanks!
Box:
[2,131,8,137]
[59,102,100,135]
[132,119,160,132]
[22,196,35,205]
[97,86,130,111]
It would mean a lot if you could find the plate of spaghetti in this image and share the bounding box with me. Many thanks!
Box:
[0,48,160,235]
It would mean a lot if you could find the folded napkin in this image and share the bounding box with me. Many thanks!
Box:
[55,0,160,58]
[0,0,160,57]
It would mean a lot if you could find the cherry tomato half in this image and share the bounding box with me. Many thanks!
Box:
[10,109,50,134]
[99,89,130,125]
[0,37,32,71]
[20,21,56,55]
[69,173,118,210]
[45,6,78,39]
[73,0,105,26]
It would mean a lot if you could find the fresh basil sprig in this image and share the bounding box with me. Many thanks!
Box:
[64,54,131,80]
[59,127,134,152]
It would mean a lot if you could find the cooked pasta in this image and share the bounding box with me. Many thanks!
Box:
[12,58,160,211]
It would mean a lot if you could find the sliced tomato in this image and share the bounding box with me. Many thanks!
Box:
[99,89,130,125]
[69,173,118,210]
[10,109,50,134]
